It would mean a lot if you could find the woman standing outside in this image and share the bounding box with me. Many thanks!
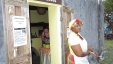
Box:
[68,18,99,64]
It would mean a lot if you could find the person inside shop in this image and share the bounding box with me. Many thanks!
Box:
[68,18,100,64]
[41,26,50,48]
[40,25,50,64]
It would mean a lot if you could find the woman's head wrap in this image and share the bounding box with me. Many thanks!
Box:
[69,18,83,29]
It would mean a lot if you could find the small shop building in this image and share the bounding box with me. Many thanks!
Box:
[0,0,104,64]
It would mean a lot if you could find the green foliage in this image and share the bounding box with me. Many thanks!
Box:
[100,40,113,64]
[104,0,113,13]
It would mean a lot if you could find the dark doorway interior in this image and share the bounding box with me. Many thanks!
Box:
[29,5,49,64]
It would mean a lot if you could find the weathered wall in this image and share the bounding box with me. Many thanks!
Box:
[3,0,32,64]
[0,0,7,64]
[63,0,104,52]
[98,0,104,54]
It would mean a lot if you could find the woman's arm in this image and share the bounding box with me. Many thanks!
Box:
[71,44,90,57]
[88,45,94,52]
[88,45,99,60]
[88,45,98,55]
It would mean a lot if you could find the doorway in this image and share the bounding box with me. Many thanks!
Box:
[29,5,50,64]
[28,1,62,64]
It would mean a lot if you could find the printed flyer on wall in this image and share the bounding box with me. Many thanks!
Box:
[12,16,27,47]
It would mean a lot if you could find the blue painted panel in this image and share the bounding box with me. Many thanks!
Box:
[63,0,104,63]
[0,0,7,64]
[63,0,104,50]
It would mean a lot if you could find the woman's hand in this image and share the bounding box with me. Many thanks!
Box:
[88,46,100,60]
[89,51,100,61]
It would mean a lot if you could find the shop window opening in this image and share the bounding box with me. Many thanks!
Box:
[29,5,50,64]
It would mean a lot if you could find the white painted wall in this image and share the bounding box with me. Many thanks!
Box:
[48,6,62,64]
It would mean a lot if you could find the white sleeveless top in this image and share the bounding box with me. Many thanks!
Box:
[68,31,89,64]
